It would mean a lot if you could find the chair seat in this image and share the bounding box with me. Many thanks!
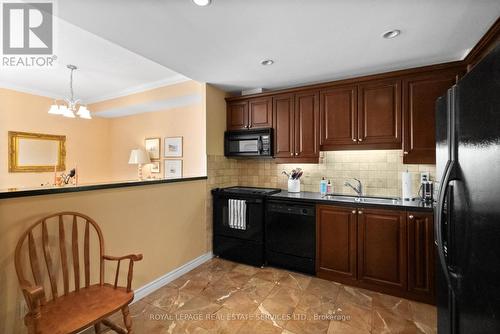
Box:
[34,284,134,334]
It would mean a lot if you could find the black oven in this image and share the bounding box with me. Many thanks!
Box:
[212,187,280,266]
[224,128,273,157]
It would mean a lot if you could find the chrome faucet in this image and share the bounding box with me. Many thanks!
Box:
[344,178,363,196]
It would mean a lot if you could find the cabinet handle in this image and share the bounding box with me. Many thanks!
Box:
[290,153,294,156]
[358,138,363,142]
[403,151,409,155]
[358,210,363,215]
[352,138,357,142]
[295,153,299,156]
[409,215,414,219]
[351,210,356,214]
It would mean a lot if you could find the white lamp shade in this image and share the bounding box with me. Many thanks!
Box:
[61,105,75,118]
[128,149,151,164]
[48,104,61,115]
[77,106,92,119]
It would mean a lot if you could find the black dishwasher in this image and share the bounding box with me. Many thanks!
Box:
[265,200,316,274]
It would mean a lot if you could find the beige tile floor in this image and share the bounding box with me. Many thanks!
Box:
[100,258,437,334]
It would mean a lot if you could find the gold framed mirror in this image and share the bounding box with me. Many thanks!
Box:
[8,131,66,173]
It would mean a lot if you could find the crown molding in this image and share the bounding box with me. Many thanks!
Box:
[0,82,61,100]
[85,74,192,104]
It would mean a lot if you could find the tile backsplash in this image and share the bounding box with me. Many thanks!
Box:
[208,150,435,198]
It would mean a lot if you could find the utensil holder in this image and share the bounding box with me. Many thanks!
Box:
[288,179,301,193]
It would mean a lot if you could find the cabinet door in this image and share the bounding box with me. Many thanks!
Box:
[294,91,320,160]
[320,85,358,149]
[357,208,407,290]
[227,101,249,130]
[249,97,272,129]
[273,94,295,158]
[407,211,435,300]
[358,79,402,148]
[403,72,457,164]
[316,205,358,283]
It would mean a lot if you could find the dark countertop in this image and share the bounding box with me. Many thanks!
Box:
[0,176,208,200]
[269,191,434,212]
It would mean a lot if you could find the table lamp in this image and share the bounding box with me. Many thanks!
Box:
[128,149,151,180]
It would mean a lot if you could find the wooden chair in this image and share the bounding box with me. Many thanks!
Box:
[14,212,143,334]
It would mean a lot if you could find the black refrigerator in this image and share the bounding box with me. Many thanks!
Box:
[435,44,500,334]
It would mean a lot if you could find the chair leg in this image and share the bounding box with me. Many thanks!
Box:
[122,305,133,334]
[94,321,101,334]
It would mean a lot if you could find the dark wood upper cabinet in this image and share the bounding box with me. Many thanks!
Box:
[249,97,272,129]
[272,94,295,159]
[358,80,401,149]
[227,100,248,130]
[403,72,457,164]
[227,98,271,131]
[294,91,320,159]
[316,205,357,284]
[320,85,358,149]
[358,79,402,148]
[357,208,407,291]
[407,211,435,301]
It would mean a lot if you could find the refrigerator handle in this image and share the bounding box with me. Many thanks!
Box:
[435,159,455,290]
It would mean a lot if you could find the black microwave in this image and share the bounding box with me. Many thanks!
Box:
[224,128,273,157]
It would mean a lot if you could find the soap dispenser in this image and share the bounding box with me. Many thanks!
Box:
[320,177,327,195]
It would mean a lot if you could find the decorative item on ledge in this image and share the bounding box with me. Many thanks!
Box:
[48,64,92,119]
[128,149,151,180]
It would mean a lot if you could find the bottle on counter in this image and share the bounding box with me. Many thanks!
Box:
[320,177,327,195]
[327,180,332,194]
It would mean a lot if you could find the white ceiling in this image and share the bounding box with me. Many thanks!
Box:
[0,14,188,103]
[54,0,500,93]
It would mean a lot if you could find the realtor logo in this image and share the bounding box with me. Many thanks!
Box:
[2,2,53,54]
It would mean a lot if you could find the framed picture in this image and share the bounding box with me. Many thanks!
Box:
[164,136,183,157]
[164,159,182,179]
[145,137,161,160]
[150,161,161,173]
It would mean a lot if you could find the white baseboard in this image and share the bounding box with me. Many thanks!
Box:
[132,251,213,303]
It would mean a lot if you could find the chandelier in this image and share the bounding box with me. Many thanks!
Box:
[48,64,92,119]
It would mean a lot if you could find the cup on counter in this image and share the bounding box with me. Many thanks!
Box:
[288,178,301,193]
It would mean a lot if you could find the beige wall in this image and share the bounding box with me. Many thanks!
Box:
[0,80,207,188]
[204,84,229,250]
[204,84,227,156]
[0,180,208,334]
[0,88,112,189]
[91,80,206,180]
[107,104,205,180]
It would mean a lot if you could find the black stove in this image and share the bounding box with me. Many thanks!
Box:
[212,186,281,267]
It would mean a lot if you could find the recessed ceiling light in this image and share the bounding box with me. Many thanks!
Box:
[382,29,401,39]
[192,0,211,6]
[261,59,274,66]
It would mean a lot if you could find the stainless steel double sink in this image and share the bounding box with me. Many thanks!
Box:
[321,194,400,205]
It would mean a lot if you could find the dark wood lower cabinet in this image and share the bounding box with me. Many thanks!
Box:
[316,205,435,304]
[407,211,435,303]
[316,205,357,284]
[357,208,408,292]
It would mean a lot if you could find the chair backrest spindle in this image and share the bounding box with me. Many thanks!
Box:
[58,216,69,295]
[72,216,80,291]
[84,220,90,288]
[41,220,58,300]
